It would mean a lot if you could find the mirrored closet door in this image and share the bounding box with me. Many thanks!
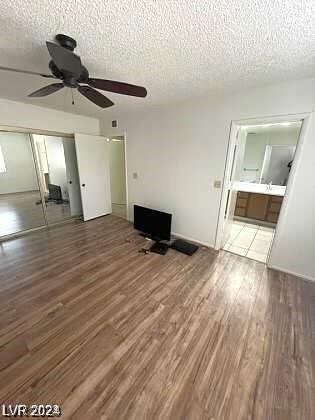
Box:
[32,135,82,225]
[0,131,46,237]
[0,130,82,239]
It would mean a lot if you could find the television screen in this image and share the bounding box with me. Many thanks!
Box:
[134,205,172,241]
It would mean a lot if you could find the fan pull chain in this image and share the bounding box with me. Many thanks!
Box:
[71,88,75,105]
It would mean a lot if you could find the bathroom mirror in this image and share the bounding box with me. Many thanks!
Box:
[240,122,301,186]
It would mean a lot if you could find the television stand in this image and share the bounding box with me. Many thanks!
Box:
[150,241,169,255]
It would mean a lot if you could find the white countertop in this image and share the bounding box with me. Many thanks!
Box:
[233,181,286,196]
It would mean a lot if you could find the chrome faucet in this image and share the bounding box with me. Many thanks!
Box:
[267,181,273,190]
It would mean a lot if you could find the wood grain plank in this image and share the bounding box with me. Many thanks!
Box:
[0,215,314,419]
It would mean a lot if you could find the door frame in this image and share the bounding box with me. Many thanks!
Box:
[214,112,311,266]
[0,125,73,138]
[109,132,129,219]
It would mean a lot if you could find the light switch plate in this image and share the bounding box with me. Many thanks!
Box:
[214,180,222,189]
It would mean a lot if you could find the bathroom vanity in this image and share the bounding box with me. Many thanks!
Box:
[233,182,285,223]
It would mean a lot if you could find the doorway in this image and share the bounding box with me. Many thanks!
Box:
[109,135,127,219]
[218,118,303,263]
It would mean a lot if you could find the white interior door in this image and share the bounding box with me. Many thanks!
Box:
[221,127,247,247]
[75,133,112,221]
[63,138,82,216]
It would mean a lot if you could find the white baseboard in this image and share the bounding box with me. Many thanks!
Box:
[127,215,214,249]
[171,231,213,249]
[267,264,315,282]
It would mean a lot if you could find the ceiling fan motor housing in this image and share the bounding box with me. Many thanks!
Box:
[48,35,90,86]
[49,60,63,79]
[48,60,77,87]
[49,60,89,87]
[55,34,77,51]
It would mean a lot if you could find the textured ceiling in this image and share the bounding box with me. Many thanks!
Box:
[0,0,314,118]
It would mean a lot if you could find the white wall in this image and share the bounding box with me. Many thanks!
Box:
[109,138,127,205]
[100,77,315,280]
[0,98,99,135]
[0,132,38,194]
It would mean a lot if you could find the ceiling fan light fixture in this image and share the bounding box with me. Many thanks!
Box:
[0,34,148,110]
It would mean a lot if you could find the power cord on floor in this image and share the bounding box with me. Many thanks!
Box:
[138,247,150,255]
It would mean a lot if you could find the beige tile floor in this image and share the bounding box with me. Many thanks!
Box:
[223,221,275,263]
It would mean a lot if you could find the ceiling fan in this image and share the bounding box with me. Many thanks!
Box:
[0,34,147,108]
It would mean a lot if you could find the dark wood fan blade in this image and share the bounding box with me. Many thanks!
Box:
[46,42,82,77]
[78,86,114,108]
[28,83,64,97]
[88,78,147,98]
[0,66,54,78]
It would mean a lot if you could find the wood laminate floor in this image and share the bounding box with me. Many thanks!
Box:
[0,215,314,419]
[0,191,71,236]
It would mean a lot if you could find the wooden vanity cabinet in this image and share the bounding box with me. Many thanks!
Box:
[247,193,269,220]
[234,192,248,217]
[266,196,283,223]
[235,191,283,223]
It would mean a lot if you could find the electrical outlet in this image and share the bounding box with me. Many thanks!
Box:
[214,180,222,189]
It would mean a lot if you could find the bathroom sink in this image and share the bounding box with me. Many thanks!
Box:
[233,181,286,196]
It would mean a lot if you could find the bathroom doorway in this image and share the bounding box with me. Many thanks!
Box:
[108,135,127,219]
[217,118,303,263]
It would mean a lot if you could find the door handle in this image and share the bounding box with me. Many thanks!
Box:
[82,183,86,187]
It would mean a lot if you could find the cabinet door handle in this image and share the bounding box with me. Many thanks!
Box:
[69,180,72,184]
[82,183,86,187]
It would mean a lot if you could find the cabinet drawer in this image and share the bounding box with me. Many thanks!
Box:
[270,196,283,203]
[237,191,249,199]
[266,212,279,223]
[269,202,281,213]
[236,197,248,208]
[235,207,246,217]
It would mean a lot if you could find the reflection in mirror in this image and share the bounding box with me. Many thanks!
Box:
[240,122,302,186]
[260,145,296,186]
[0,132,46,237]
[32,135,82,224]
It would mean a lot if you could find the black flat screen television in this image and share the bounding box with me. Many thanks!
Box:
[134,205,172,241]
